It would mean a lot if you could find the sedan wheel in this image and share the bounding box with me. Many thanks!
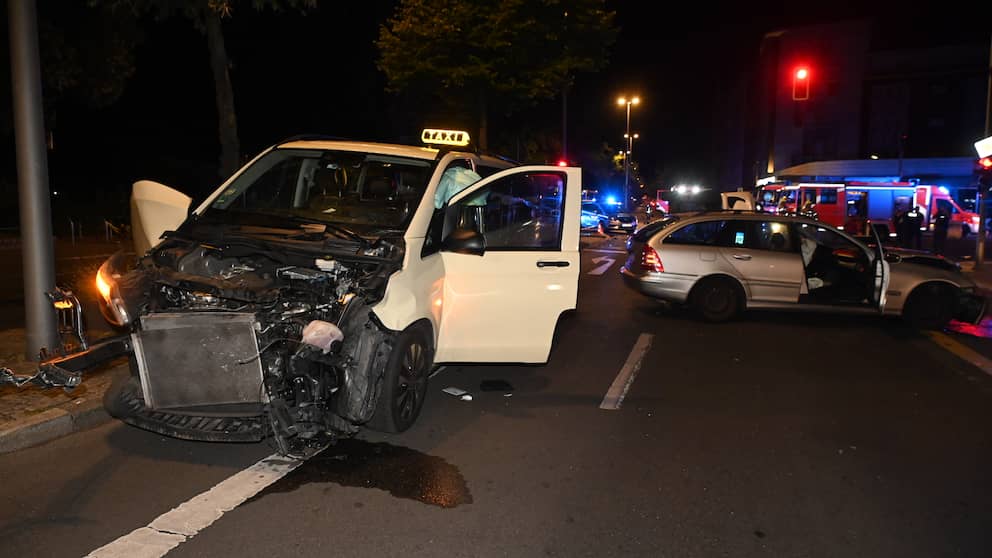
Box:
[692,278,742,323]
[903,283,954,330]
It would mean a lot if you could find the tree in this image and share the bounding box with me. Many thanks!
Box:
[376,0,617,150]
[96,0,315,179]
[0,3,141,142]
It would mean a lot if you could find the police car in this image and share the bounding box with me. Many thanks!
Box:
[82,129,581,455]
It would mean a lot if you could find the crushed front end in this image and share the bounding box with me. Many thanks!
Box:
[99,230,404,456]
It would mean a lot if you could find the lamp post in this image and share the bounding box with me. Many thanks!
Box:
[617,96,640,211]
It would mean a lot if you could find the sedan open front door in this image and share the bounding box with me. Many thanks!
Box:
[435,166,581,363]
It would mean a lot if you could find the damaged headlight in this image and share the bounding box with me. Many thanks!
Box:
[96,256,131,327]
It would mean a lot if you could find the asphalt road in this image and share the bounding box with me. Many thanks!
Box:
[2,232,992,557]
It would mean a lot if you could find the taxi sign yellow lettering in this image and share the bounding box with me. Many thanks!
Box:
[421,129,470,147]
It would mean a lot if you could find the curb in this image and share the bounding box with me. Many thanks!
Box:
[0,365,127,454]
[0,393,112,454]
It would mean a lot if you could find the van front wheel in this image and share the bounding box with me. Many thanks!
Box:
[367,325,433,433]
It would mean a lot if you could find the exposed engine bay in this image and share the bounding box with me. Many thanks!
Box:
[101,231,405,457]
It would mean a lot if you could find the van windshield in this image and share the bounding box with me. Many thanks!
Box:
[206,148,436,229]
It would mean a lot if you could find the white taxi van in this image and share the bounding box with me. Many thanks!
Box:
[86,129,580,455]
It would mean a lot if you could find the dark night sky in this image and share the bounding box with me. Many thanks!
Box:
[2,1,990,223]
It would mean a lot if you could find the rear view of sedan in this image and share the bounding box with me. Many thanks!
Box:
[620,211,985,329]
[606,211,638,234]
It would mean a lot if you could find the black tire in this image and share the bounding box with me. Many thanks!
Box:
[962,225,971,239]
[367,325,433,433]
[691,277,742,323]
[903,283,954,330]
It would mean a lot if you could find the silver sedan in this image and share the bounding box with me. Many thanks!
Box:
[620,211,986,329]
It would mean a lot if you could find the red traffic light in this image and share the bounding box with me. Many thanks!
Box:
[792,66,810,101]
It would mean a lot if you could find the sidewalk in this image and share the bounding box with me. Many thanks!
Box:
[1,236,132,454]
[2,247,992,455]
[0,328,129,454]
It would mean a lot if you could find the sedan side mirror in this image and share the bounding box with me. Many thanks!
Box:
[441,227,486,256]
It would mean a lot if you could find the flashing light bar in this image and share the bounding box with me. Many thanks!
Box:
[421,129,470,146]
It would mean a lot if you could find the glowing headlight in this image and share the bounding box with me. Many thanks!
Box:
[95,257,130,327]
[96,265,113,302]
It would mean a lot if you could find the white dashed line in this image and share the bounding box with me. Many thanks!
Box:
[84,452,308,558]
[600,333,654,410]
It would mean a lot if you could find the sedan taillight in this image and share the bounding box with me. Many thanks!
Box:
[641,245,664,273]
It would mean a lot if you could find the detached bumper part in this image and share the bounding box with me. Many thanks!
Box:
[106,377,267,442]
[0,335,132,390]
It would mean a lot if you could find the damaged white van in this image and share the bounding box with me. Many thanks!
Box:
[67,130,579,455]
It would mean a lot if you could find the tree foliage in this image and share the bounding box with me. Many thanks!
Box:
[96,0,314,29]
[93,0,315,178]
[376,0,617,148]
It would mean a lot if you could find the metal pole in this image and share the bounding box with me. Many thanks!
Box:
[976,34,991,267]
[8,0,59,359]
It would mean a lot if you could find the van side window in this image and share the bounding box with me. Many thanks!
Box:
[444,171,565,251]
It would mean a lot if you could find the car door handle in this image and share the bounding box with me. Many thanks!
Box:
[732,254,752,261]
[536,260,570,268]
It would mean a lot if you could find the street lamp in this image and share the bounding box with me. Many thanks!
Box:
[617,96,640,210]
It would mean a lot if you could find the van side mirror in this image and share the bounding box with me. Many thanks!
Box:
[441,227,485,256]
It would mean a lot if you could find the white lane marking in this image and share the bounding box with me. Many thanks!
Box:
[587,256,617,275]
[600,333,654,410]
[926,331,992,377]
[584,248,627,254]
[85,452,308,558]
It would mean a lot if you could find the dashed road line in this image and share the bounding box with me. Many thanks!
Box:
[600,333,654,410]
[926,331,992,378]
[84,452,309,558]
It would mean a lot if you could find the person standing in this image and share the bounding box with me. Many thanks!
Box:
[933,206,950,255]
[907,205,923,250]
[894,206,908,247]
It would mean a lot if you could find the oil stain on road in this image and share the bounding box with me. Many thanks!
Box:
[248,438,473,508]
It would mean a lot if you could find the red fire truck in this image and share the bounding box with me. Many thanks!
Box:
[755,182,979,238]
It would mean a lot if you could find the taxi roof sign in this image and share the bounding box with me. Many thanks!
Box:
[422,129,470,147]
